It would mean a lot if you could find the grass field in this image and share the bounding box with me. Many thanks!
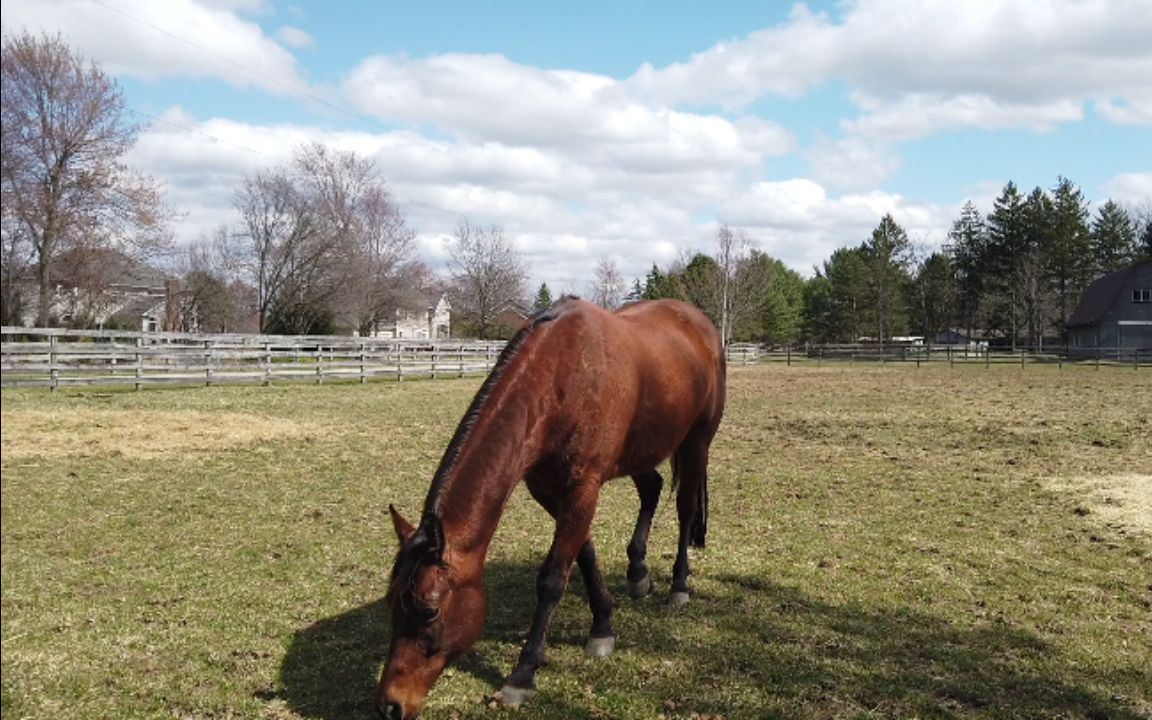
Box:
[2,365,1150,719]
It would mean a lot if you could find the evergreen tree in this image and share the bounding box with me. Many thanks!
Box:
[861,214,911,341]
[625,278,644,304]
[1020,186,1055,347]
[986,182,1028,347]
[532,282,554,313]
[1047,176,1092,336]
[756,257,805,345]
[907,252,955,340]
[809,247,870,342]
[946,200,989,337]
[641,263,677,300]
[1140,218,1152,259]
[1090,200,1136,273]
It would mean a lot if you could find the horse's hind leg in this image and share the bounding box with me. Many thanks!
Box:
[669,437,711,607]
[627,470,663,598]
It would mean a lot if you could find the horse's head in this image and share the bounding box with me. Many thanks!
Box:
[376,506,485,720]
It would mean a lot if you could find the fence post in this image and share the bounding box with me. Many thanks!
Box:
[315,345,323,385]
[263,343,272,386]
[359,342,367,384]
[205,340,214,387]
[396,344,403,383]
[135,337,143,391]
[49,332,59,392]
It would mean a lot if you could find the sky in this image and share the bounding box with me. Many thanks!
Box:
[3,0,1151,296]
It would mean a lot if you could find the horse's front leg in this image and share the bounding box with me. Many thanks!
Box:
[498,492,597,707]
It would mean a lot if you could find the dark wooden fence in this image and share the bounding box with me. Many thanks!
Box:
[727,342,1148,369]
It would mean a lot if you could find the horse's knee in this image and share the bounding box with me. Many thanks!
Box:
[535,565,567,605]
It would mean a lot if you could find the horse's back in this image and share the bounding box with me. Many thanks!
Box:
[536,298,724,477]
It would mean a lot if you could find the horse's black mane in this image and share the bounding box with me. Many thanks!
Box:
[422,296,577,516]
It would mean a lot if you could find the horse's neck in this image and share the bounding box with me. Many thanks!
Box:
[433,379,541,565]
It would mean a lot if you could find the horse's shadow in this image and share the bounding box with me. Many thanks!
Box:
[272,561,538,720]
[274,561,1147,719]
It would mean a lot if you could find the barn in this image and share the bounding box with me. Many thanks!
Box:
[1066,258,1152,354]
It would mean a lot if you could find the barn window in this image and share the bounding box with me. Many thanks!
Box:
[1134,288,1152,303]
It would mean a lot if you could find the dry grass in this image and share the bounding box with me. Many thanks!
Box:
[1046,474,1152,536]
[2,365,1151,719]
[1,408,308,459]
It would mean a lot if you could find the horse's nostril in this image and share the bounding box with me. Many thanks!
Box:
[380,701,404,720]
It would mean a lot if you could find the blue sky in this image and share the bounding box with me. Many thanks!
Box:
[4,0,1150,293]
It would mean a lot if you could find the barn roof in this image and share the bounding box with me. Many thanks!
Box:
[1067,258,1151,327]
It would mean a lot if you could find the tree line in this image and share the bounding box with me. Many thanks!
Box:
[3,30,1150,343]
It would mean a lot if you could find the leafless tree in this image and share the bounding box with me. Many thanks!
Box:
[446,221,527,339]
[235,143,417,334]
[1,30,173,326]
[715,224,765,346]
[589,255,627,310]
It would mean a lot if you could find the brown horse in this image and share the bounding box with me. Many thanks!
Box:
[376,297,726,719]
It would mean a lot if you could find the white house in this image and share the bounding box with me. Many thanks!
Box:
[373,293,451,339]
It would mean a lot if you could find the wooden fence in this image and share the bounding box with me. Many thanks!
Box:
[728,342,1148,369]
[0,327,506,390]
[2,329,1144,391]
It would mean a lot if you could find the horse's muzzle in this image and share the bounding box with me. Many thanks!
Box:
[379,700,406,720]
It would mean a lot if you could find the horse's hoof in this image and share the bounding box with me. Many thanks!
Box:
[627,573,652,599]
[668,591,690,607]
[494,684,535,708]
[585,635,616,657]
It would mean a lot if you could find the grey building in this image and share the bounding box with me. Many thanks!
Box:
[1066,258,1152,353]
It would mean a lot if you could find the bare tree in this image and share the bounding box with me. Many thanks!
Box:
[1,30,173,326]
[715,225,766,346]
[446,221,527,339]
[235,143,418,334]
[588,255,626,310]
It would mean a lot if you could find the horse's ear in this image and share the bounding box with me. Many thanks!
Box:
[389,504,416,544]
[423,513,445,564]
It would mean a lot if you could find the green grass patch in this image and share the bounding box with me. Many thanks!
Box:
[3,365,1150,719]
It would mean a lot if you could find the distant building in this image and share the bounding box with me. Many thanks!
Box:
[15,249,170,331]
[1066,258,1152,353]
[373,293,451,339]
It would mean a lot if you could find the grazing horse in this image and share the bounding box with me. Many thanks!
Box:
[376,297,726,720]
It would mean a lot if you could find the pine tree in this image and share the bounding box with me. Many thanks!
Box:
[1047,177,1092,335]
[861,214,911,341]
[986,182,1028,347]
[1090,200,1136,273]
[946,200,989,337]
[532,282,554,313]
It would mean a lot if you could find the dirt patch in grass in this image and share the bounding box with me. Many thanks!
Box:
[1047,473,1152,536]
[1,408,309,459]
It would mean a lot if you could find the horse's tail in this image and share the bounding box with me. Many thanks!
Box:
[670,452,709,549]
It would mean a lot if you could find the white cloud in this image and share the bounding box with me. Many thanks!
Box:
[340,52,792,170]
[275,26,314,50]
[717,179,952,274]
[629,0,1152,135]
[1101,173,1152,206]
[3,0,310,96]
